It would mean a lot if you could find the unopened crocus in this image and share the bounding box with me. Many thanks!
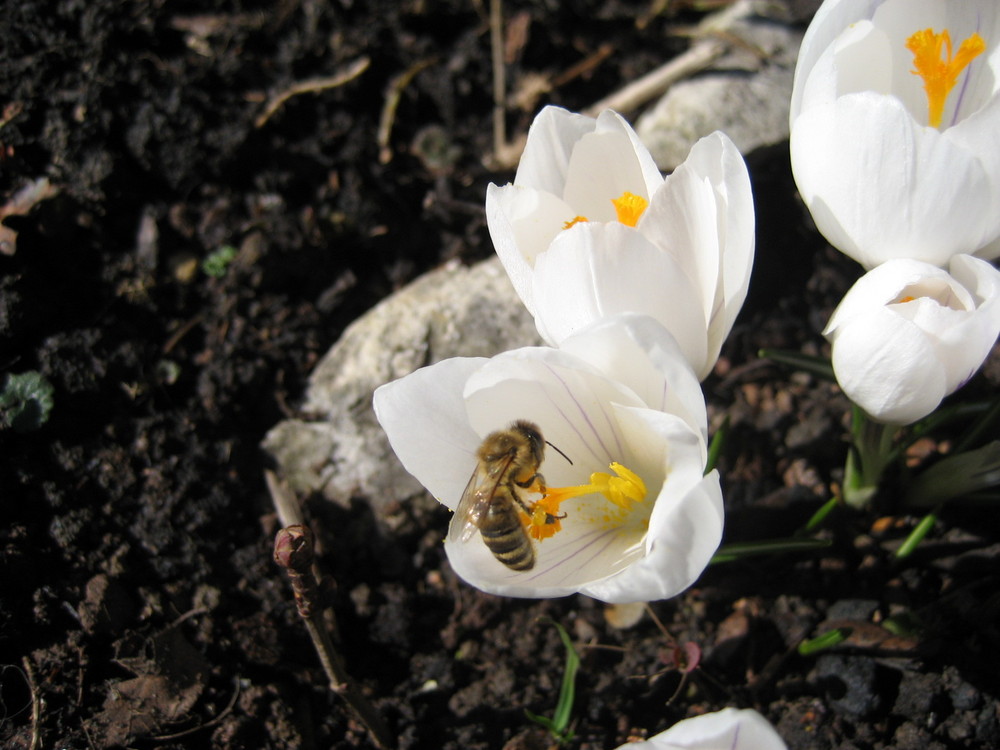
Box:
[824,254,1000,425]
[790,0,1000,268]
[487,106,754,380]
[615,707,787,750]
[373,314,723,603]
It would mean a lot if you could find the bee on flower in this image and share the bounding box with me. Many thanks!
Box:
[374,314,723,603]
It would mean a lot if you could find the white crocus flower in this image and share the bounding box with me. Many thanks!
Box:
[824,254,1000,425]
[615,708,787,750]
[790,0,1000,268]
[373,314,723,603]
[487,105,754,380]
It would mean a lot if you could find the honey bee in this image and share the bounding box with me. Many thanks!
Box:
[448,420,558,571]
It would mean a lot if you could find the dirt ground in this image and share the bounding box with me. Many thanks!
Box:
[2,1,999,748]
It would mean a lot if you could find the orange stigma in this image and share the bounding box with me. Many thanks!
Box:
[611,191,649,227]
[906,28,985,128]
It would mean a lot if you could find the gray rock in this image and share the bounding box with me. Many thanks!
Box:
[262,258,542,509]
[636,0,805,170]
[814,654,884,718]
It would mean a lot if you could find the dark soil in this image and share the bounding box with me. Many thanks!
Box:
[2,1,998,748]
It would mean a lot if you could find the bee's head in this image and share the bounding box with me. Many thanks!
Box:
[510,420,544,464]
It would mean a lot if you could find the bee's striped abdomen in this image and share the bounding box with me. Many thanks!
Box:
[480,495,535,571]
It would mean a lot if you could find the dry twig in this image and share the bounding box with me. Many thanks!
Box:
[486,10,729,170]
[583,37,726,117]
[274,526,395,749]
[22,656,41,750]
[265,468,305,528]
[255,56,371,128]
[489,0,507,164]
[378,58,438,164]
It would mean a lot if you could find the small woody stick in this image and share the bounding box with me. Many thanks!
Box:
[274,525,394,749]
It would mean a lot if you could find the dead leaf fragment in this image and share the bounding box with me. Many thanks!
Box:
[0,177,60,255]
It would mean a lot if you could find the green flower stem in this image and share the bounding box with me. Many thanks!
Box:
[710,537,832,564]
[800,496,840,535]
[705,415,729,475]
[842,406,897,509]
[894,508,940,559]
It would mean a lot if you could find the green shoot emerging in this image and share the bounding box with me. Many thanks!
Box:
[202,245,238,277]
[525,619,579,743]
[798,628,849,656]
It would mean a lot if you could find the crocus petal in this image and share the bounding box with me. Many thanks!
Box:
[486,183,574,310]
[641,131,754,375]
[580,408,723,603]
[824,255,1000,424]
[506,105,663,211]
[797,20,892,114]
[531,222,710,373]
[513,105,599,195]
[790,0,886,120]
[561,110,664,219]
[942,253,1000,385]
[830,306,948,424]
[558,313,708,443]
[946,94,1000,249]
[617,708,787,750]
[372,357,487,505]
[791,94,995,267]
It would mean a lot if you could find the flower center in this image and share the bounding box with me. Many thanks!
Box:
[611,191,649,227]
[890,281,967,312]
[906,28,985,128]
[529,462,648,540]
[562,191,649,230]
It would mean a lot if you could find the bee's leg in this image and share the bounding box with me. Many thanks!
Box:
[512,494,535,516]
[514,471,545,493]
[514,494,564,523]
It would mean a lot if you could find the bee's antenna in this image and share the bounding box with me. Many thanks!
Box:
[546,440,573,465]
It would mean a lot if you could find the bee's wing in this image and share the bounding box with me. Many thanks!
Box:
[448,463,492,543]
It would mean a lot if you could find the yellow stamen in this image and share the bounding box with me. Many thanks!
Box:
[906,28,985,128]
[540,461,648,520]
[611,192,649,227]
[896,295,916,303]
[564,215,589,230]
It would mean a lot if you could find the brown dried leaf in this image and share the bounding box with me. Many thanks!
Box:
[0,177,59,255]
